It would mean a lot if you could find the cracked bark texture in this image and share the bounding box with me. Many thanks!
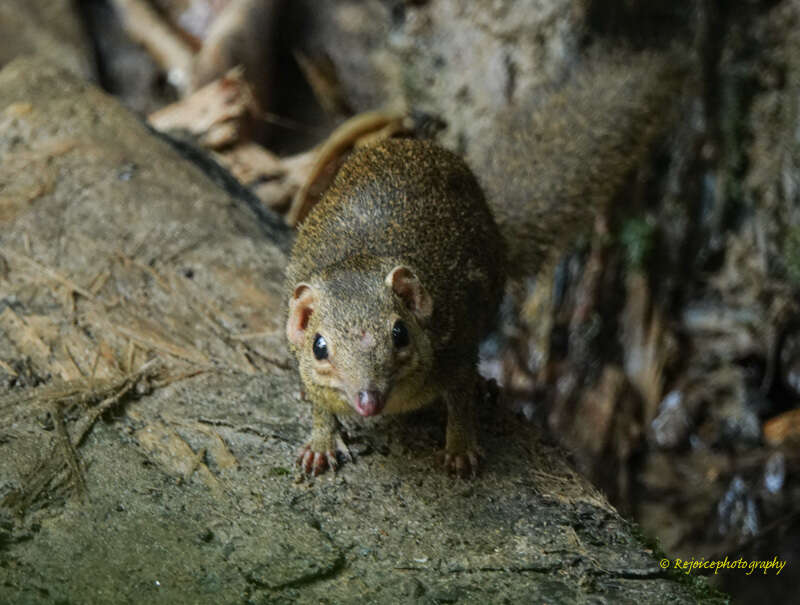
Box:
[0,57,722,604]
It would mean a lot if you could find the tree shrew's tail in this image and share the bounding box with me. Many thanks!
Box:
[477,49,687,277]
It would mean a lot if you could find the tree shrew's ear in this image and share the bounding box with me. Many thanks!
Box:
[287,283,316,347]
[385,266,433,321]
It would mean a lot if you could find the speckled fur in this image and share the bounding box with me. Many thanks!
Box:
[287,139,504,475]
[286,52,683,476]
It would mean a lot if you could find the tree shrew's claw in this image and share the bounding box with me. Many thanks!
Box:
[297,444,339,476]
[442,450,481,479]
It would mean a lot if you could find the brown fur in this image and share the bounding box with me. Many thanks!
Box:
[478,51,685,274]
[286,51,684,477]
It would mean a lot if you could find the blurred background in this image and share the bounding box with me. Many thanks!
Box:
[2,1,798,602]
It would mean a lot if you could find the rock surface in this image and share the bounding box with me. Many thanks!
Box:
[0,58,720,604]
[0,0,92,78]
[295,0,582,161]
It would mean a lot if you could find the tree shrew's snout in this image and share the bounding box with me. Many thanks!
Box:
[355,389,385,416]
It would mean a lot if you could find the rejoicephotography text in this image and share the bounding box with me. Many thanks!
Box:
[660,556,787,576]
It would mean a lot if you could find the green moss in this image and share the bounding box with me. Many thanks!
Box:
[783,226,800,285]
[629,524,732,605]
[620,218,656,271]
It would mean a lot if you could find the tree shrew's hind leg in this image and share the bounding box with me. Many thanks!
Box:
[441,370,482,478]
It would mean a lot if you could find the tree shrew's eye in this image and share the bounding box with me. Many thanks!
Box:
[392,320,410,348]
[313,333,329,360]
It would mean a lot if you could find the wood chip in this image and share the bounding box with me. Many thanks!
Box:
[764,408,800,446]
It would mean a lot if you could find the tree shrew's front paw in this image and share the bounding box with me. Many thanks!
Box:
[296,433,351,477]
[297,444,338,476]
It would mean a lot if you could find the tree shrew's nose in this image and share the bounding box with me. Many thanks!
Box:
[355,389,385,417]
